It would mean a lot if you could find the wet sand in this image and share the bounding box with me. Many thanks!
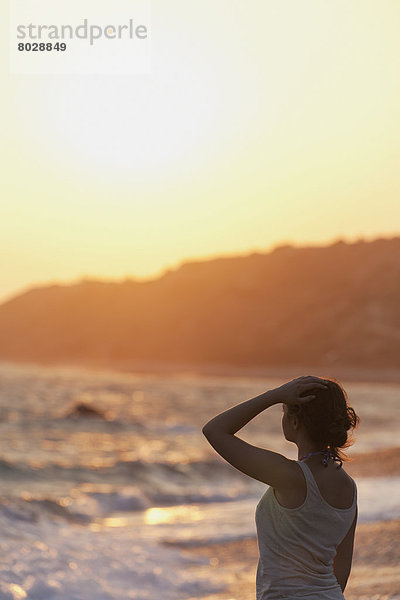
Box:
[179,519,400,600]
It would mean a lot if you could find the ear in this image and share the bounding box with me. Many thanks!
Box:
[289,413,301,430]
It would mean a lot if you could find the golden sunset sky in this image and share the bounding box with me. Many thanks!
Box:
[1,1,399,303]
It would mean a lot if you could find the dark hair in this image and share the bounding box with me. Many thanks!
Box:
[287,377,360,462]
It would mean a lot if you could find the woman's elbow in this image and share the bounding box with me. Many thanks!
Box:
[202,420,220,439]
[202,422,213,437]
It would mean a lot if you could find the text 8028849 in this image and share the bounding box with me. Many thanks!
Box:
[18,43,66,52]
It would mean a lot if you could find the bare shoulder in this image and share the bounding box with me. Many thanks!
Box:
[326,465,355,489]
[340,468,357,498]
[341,468,356,487]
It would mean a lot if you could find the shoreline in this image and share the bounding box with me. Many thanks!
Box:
[2,358,400,384]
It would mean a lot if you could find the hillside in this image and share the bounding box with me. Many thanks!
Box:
[0,237,399,369]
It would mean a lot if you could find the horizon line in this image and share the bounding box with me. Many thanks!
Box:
[1,232,399,305]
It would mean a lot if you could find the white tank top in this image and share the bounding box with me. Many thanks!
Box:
[255,459,357,600]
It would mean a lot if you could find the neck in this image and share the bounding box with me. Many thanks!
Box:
[296,443,328,461]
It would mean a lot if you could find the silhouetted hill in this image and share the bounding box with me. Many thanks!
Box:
[0,237,399,369]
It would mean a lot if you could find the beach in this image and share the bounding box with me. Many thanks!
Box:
[176,518,400,600]
[0,361,399,599]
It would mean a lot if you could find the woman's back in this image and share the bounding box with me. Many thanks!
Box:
[275,458,355,510]
[255,459,358,600]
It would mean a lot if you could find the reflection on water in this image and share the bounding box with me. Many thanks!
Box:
[145,505,203,525]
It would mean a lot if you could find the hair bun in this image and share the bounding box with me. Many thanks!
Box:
[286,378,360,462]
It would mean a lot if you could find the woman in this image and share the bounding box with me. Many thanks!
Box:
[202,375,360,600]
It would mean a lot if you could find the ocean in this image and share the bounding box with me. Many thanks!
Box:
[0,361,399,600]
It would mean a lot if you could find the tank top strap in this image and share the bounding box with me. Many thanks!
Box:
[296,460,320,500]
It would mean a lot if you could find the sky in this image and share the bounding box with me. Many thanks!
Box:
[1,0,400,303]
